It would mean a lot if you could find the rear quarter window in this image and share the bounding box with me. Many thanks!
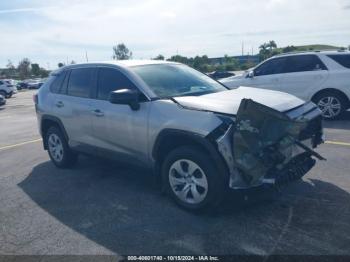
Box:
[49,71,67,93]
[327,54,350,69]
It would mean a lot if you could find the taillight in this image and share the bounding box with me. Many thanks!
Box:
[33,94,38,105]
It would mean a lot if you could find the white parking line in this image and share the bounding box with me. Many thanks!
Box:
[0,139,42,151]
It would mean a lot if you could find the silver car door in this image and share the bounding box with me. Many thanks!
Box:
[90,66,150,165]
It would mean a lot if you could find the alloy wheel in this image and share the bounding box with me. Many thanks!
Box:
[317,96,341,119]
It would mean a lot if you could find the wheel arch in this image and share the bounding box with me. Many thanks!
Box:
[152,129,229,188]
[41,115,69,150]
[311,88,350,109]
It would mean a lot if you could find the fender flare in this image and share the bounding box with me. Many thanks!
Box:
[152,128,229,184]
[41,115,69,149]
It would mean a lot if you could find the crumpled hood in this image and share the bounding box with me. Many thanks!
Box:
[173,86,305,115]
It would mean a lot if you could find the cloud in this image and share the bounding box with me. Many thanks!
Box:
[0,7,49,14]
[0,0,349,68]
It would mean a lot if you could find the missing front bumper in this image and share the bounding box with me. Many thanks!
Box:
[214,99,324,189]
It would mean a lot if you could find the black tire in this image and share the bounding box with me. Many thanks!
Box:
[45,126,78,168]
[313,91,347,120]
[0,91,6,98]
[161,146,228,211]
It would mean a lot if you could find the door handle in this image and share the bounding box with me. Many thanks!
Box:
[92,109,104,117]
[55,101,64,108]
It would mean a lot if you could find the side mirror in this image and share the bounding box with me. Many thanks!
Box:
[109,89,140,111]
[247,71,254,78]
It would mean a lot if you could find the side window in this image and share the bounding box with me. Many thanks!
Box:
[67,68,94,98]
[327,54,350,69]
[97,67,137,100]
[0,81,3,85]
[50,71,66,93]
[254,57,287,76]
[284,55,327,73]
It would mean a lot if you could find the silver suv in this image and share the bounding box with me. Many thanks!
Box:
[35,60,324,210]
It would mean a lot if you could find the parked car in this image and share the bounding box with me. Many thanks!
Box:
[0,94,6,107]
[221,51,350,120]
[27,79,46,89]
[0,79,17,98]
[17,81,30,90]
[35,60,324,210]
[207,71,235,80]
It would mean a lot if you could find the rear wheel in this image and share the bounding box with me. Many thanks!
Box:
[161,146,227,211]
[0,91,6,98]
[46,126,78,168]
[313,92,347,120]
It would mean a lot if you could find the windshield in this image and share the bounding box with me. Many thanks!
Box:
[131,64,227,98]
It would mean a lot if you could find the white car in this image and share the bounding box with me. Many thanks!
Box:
[221,51,350,119]
[0,79,18,98]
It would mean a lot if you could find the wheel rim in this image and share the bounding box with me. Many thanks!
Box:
[169,159,208,205]
[317,96,341,119]
[48,133,64,162]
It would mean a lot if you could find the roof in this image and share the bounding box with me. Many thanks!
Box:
[65,59,177,69]
[275,50,350,57]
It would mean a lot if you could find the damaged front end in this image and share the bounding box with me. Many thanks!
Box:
[212,99,325,189]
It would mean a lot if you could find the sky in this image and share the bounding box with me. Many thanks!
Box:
[0,0,349,69]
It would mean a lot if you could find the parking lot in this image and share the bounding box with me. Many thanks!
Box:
[0,90,350,256]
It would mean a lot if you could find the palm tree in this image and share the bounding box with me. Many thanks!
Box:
[268,40,277,50]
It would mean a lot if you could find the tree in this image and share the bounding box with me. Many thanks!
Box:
[6,60,16,77]
[112,43,132,60]
[39,68,49,78]
[31,63,40,76]
[58,62,65,68]
[268,40,277,50]
[283,45,297,53]
[17,58,31,79]
[153,54,165,60]
[259,40,279,61]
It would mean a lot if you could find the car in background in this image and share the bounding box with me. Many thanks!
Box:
[0,79,17,98]
[221,51,350,120]
[207,71,235,80]
[0,94,6,107]
[17,81,30,90]
[27,79,46,89]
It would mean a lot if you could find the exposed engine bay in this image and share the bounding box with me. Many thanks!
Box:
[212,99,325,189]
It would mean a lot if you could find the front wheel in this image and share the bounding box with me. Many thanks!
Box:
[161,146,227,211]
[46,126,78,168]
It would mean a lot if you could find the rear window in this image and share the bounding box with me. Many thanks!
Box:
[50,71,67,93]
[327,54,350,69]
[283,55,327,73]
[67,68,94,98]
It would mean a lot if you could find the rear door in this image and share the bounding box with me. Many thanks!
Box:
[90,66,150,165]
[278,55,329,100]
[246,57,287,90]
[52,67,96,152]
